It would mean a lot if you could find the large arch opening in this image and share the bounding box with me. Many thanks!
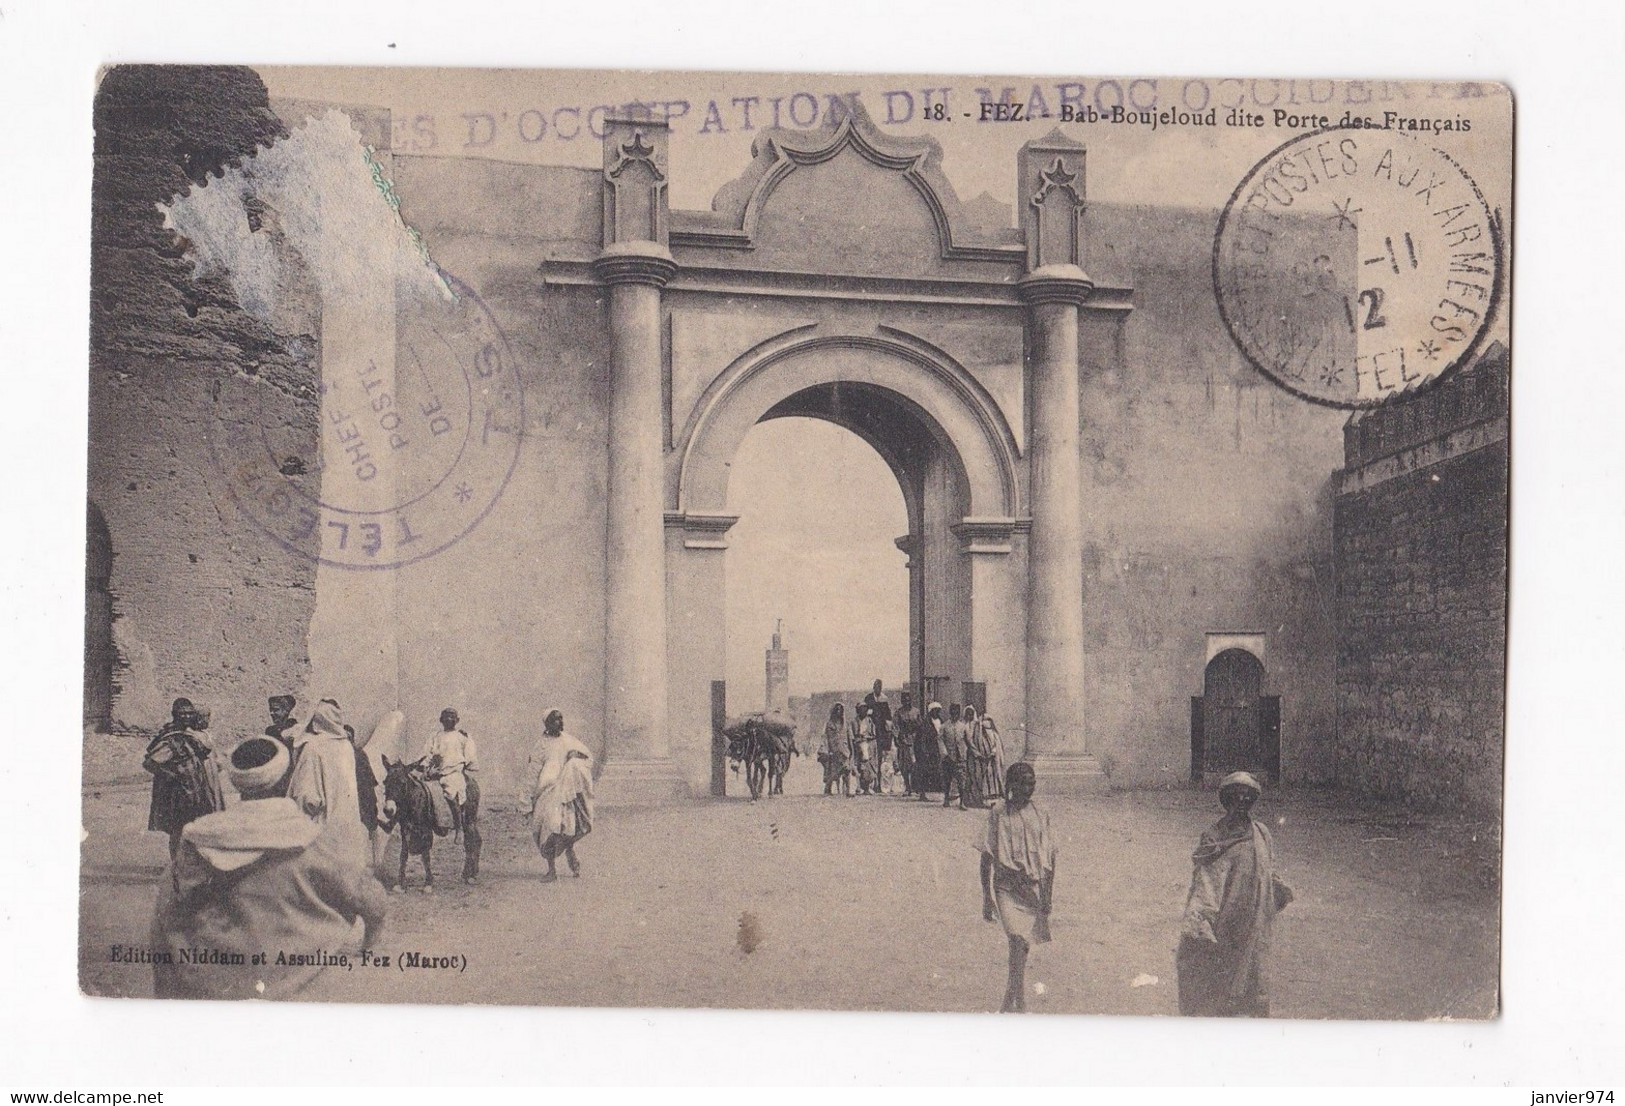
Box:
[725,416,910,702]
[724,380,974,709]
[724,416,910,794]
[667,336,1028,795]
[675,333,1020,522]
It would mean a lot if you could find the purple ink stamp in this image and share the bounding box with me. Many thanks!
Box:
[211,273,524,569]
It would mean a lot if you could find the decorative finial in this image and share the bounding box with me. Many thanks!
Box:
[624,131,656,160]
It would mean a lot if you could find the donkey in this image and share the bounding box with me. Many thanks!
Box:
[379,756,445,894]
[724,717,797,800]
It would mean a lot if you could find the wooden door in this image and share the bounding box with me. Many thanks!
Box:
[1202,649,1264,777]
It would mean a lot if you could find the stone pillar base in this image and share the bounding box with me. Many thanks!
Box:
[596,758,692,806]
[1025,754,1109,796]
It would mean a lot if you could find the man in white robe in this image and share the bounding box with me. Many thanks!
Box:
[526,709,595,882]
[288,697,370,870]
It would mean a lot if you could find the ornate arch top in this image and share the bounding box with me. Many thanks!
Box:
[675,324,1024,523]
[669,100,1024,264]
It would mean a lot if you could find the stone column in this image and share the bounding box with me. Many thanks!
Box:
[894,533,925,693]
[952,519,1029,732]
[594,120,687,802]
[665,510,737,793]
[1018,131,1103,791]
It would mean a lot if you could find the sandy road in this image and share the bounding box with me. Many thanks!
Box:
[80,759,1498,1019]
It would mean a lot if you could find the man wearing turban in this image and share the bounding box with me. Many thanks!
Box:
[1176,771,1295,1017]
[151,736,386,1000]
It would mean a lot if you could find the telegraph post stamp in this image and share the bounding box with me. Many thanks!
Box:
[208,271,525,571]
[159,108,525,570]
[81,67,1511,1024]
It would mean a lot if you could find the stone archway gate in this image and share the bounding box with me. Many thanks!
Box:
[543,108,1133,800]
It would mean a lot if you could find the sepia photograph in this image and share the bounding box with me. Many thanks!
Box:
[74,64,1513,1022]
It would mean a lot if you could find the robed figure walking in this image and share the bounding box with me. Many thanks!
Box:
[526,709,595,881]
[1176,771,1294,1017]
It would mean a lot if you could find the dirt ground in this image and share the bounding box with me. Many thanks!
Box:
[79,744,1500,1019]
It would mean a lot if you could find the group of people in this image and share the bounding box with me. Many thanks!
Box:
[146,695,480,881]
[139,688,1293,1017]
[817,680,1009,808]
[140,693,599,998]
[805,679,1291,1017]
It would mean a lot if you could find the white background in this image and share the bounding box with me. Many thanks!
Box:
[1,0,1621,1088]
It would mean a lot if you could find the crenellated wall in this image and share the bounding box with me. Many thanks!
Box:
[1333,344,1509,811]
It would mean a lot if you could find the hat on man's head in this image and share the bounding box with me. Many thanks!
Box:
[1218,770,1264,796]
[228,737,291,794]
[268,695,295,713]
[171,697,195,718]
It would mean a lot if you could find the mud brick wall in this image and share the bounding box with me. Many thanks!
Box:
[88,66,319,738]
[1333,351,1509,811]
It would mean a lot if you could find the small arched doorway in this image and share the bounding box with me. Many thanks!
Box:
[1191,647,1281,784]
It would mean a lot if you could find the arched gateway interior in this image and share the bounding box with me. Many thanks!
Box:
[723,414,909,702]
[666,323,1035,796]
[736,381,973,699]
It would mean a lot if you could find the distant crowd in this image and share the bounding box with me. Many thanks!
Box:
[817,680,1007,808]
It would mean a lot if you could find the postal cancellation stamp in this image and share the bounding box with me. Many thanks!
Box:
[1213,126,1502,407]
[207,271,525,571]
[160,109,526,570]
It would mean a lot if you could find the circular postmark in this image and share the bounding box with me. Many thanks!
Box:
[211,273,525,569]
[1213,127,1501,408]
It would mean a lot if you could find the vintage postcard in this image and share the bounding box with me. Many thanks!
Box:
[80,66,1509,1018]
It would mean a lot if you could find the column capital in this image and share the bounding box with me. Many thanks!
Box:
[594,241,678,287]
[952,516,1031,555]
[664,510,739,549]
[1017,264,1095,306]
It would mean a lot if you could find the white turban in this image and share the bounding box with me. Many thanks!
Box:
[227,737,291,793]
